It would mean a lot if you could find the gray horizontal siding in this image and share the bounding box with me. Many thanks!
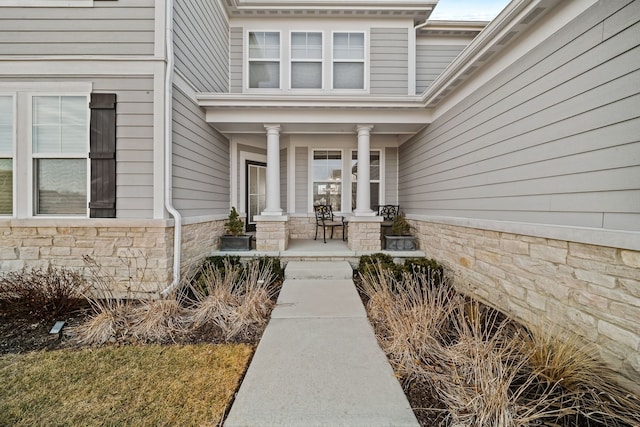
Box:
[280,148,287,212]
[0,0,155,56]
[416,44,466,93]
[385,147,398,205]
[399,0,640,232]
[174,0,229,92]
[295,146,308,213]
[172,87,230,217]
[370,28,408,95]
[230,27,243,93]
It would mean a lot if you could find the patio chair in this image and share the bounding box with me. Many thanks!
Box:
[314,204,346,243]
[377,204,400,239]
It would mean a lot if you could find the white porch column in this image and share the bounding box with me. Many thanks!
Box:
[354,124,375,216]
[262,124,282,215]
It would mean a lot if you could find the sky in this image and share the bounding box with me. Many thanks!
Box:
[429,0,512,21]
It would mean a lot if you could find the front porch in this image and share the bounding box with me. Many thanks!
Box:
[210,238,425,268]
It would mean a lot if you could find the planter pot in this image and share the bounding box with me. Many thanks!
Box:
[220,235,252,251]
[384,235,417,251]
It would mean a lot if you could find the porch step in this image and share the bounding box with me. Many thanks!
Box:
[285,260,353,280]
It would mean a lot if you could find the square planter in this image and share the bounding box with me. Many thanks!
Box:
[384,235,417,251]
[220,235,253,251]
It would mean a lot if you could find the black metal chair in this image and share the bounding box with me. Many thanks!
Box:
[377,204,399,240]
[377,204,400,222]
[314,204,346,243]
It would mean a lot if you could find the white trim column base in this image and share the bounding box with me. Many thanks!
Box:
[254,215,289,251]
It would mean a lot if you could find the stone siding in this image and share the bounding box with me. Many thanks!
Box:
[289,216,316,240]
[411,219,640,393]
[180,218,226,273]
[0,217,227,296]
[255,217,289,251]
[348,218,382,251]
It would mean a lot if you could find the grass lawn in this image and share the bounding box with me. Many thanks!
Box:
[0,344,253,427]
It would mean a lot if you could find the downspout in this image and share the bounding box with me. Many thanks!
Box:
[161,0,182,298]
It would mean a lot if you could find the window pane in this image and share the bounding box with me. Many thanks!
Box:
[333,32,364,60]
[249,62,280,88]
[0,158,12,215]
[292,62,322,89]
[371,152,380,180]
[35,159,86,215]
[292,32,322,60]
[0,96,12,153]
[333,63,364,89]
[313,150,341,181]
[33,96,87,154]
[249,32,280,59]
[313,182,341,211]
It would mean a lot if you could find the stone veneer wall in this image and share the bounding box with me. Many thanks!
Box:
[288,216,316,240]
[179,218,227,273]
[347,218,382,251]
[0,218,227,296]
[255,217,290,251]
[410,218,640,393]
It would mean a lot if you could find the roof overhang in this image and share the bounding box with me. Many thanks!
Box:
[223,0,437,21]
[421,0,566,106]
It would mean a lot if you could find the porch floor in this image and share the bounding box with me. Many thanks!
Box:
[210,238,426,267]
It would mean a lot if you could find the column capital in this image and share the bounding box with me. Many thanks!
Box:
[264,124,281,135]
[356,124,374,135]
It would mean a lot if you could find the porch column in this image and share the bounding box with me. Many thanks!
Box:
[354,124,375,216]
[263,124,282,215]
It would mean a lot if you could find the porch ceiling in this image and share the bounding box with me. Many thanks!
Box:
[195,97,431,138]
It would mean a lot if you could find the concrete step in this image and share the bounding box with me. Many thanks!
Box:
[284,260,353,280]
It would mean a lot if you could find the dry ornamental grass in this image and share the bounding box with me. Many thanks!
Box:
[358,261,640,427]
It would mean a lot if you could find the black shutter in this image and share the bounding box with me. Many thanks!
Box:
[89,93,117,218]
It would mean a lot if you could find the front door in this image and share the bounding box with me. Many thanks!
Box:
[246,161,267,232]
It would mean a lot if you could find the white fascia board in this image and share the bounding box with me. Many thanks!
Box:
[197,93,424,109]
[204,107,430,126]
[230,0,436,9]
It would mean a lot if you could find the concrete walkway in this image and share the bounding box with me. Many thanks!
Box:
[224,261,419,427]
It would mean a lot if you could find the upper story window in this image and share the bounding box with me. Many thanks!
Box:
[32,95,88,215]
[0,96,13,215]
[332,32,365,90]
[291,32,323,89]
[248,31,281,89]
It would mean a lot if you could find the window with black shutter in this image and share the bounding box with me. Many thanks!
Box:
[89,93,116,218]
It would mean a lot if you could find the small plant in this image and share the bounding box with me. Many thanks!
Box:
[390,212,412,236]
[0,264,89,321]
[358,253,403,281]
[225,207,245,236]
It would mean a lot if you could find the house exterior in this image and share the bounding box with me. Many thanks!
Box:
[0,0,638,390]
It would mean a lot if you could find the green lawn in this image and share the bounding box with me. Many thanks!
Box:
[0,344,252,427]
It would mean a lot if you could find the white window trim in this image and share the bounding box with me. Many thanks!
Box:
[27,92,90,218]
[289,31,324,91]
[246,30,282,91]
[238,151,267,216]
[331,31,368,92]
[0,0,93,6]
[0,94,16,217]
[350,149,382,212]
